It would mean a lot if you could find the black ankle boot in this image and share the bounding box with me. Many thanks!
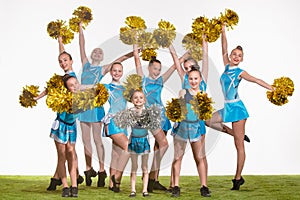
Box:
[97,170,107,187]
[47,177,62,191]
[84,168,97,186]
[231,176,245,190]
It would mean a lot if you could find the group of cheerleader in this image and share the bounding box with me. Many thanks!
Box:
[31,20,275,198]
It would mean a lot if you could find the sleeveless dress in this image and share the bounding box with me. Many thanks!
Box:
[218,64,249,122]
[142,76,171,132]
[50,71,78,144]
[172,74,207,136]
[173,89,206,142]
[78,62,105,122]
[102,83,128,136]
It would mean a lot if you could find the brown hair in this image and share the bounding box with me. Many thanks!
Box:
[58,51,73,60]
[149,56,161,66]
[110,62,123,71]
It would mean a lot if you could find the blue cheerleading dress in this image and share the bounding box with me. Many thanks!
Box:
[128,125,150,155]
[50,71,78,144]
[102,83,128,137]
[50,112,78,144]
[172,74,207,135]
[173,89,205,142]
[142,76,171,132]
[218,64,249,122]
[78,62,105,122]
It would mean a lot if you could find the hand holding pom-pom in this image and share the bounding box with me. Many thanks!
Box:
[267,77,294,106]
[166,98,187,122]
[190,91,214,120]
[47,20,74,44]
[219,8,239,30]
[19,85,40,108]
[153,20,176,48]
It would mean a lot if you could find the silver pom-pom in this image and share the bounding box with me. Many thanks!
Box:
[113,105,162,130]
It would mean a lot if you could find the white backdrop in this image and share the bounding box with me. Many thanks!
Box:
[0,0,299,176]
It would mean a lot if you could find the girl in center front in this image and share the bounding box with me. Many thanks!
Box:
[113,89,162,197]
[171,67,211,198]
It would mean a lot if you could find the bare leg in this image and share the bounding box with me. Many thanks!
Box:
[141,154,149,193]
[149,129,168,179]
[92,122,105,172]
[232,120,246,179]
[130,154,138,193]
[190,135,207,187]
[172,138,186,187]
[66,141,77,187]
[80,122,93,170]
[150,130,168,181]
[55,141,68,188]
[109,142,119,188]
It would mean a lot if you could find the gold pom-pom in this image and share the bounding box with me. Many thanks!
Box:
[46,85,73,113]
[45,74,73,113]
[166,98,187,122]
[69,17,81,33]
[141,48,157,61]
[47,20,74,44]
[219,8,239,30]
[93,83,109,107]
[120,26,135,45]
[46,74,64,89]
[205,18,222,43]
[153,19,176,48]
[190,92,214,120]
[72,6,93,26]
[182,33,203,61]
[267,77,294,106]
[192,16,209,38]
[122,74,143,102]
[19,85,40,108]
[137,31,159,50]
[125,16,146,29]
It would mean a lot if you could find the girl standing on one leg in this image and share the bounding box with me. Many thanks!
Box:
[101,62,130,191]
[205,24,273,190]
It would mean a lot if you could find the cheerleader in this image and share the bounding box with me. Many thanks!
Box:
[78,23,133,187]
[171,67,211,197]
[113,90,162,197]
[133,42,179,192]
[34,37,83,194]
[101,62,130,192]
[205,24,273,190]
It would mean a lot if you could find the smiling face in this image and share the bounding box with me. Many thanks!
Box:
[110,63,123,82]
[131,90,146,108]
[65,76,80,93]
[91,48,104,62]
[229,48,243,66]
[188,70,202,90]
[148,61,161,79]
[58,52,73,72]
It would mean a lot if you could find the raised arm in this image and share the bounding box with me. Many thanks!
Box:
[169,45,189,82]
[58,36,65,54]
[132,43,144,77]
[201,35,208,83]
[79,22,89,65]
[221,25,230,66]
[161,44,178,83]
[101,50,135,76]
[240,71,273,90]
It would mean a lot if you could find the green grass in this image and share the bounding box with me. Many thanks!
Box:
[0,175,299,199]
